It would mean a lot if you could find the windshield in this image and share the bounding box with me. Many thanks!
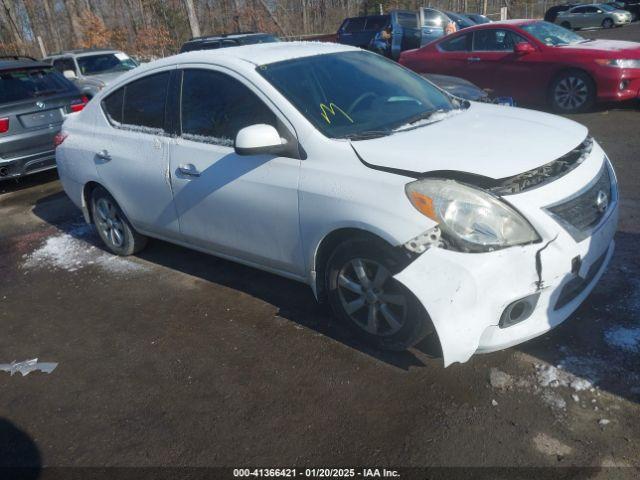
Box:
[0,67,76,104]
[599,4,616,11]
[521,21,586,46]
[77,53,138,76]
[258,51,454,139]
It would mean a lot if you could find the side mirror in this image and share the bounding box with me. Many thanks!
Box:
[235,124,287,156]
[514,42,535,54]
[63,69,77,79]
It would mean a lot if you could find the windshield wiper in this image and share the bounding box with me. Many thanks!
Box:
[344,130,392,140]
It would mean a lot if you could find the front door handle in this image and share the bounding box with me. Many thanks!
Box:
[96,149,111,160]
[467,57,481,62]
[178,163,200,177]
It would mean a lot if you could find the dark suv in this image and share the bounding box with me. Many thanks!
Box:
[180,32,280,53]
[0,56,87,180]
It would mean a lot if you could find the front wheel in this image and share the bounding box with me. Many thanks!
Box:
[602,18,614,29]
[91,186,148,256]
[326,239,432,351]
[549,71,595,113]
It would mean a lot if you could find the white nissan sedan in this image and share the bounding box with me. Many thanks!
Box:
[55,42,618,366]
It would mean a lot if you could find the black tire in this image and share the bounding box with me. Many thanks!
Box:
[602,18,614,29]
[91,186,147,256]
[560,21,571,29]
[326,238,432,351]
[549,70,596,113]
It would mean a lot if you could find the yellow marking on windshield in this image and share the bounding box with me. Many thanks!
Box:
[319,103,354,124]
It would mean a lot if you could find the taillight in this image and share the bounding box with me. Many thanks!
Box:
[0,117,9,133]
[53,132,68,147]
[70,96,89,113]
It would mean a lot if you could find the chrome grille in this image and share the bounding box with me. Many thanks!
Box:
[546,163,613,242]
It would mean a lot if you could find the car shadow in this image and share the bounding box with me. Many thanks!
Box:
[0,170,59,196]
[31,191,440,372]
[0,417,41,479]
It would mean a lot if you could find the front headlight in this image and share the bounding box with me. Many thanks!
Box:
[405,178,540,252]
[596,59,640,68]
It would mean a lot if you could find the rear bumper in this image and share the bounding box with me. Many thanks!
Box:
[0,149,57,180]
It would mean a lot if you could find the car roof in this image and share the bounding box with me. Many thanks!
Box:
[185,32,274,43]
[0,57,51,71]
[46,49,122,58]
[447,18,540,31]
[169,41,358,67]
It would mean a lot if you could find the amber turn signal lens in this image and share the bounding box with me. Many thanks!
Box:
[409,191,437,221]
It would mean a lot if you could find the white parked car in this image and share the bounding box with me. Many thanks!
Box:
[55,42,618,366]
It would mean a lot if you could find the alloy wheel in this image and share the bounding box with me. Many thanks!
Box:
[95,197,125,248]
[337,258,407,337]
[554,76,588,111]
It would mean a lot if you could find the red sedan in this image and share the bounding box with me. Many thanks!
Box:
[399,20,640,113]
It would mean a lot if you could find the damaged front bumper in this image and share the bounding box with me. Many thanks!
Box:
[394,149,618,367]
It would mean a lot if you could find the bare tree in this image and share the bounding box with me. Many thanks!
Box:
[183,0,201,38]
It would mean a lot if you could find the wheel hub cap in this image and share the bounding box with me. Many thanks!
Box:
[337,258,408,337]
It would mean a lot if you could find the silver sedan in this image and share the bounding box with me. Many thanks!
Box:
[556,4,632,29]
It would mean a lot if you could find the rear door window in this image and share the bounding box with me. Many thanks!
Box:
[179,69,277,146]
[365,15,389,31]
[116,72,170,131]
[0,67,76,104]
[344,17,366,33]
[423,9,449,27]
[397,12,418,28]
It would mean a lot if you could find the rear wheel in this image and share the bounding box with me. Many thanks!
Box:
[326,238,432,351]
[602,18,614,29]
[549,71,595,113]
[91,186,147,256]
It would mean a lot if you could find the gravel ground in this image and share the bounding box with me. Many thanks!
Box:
[1,23,639,479]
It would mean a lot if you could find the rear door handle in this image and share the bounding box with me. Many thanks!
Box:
[178,163,200,177]
[467,57,481,62]
[96,149,111,160]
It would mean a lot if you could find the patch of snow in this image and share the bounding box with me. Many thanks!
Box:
[533,433,572,457]
[491,399,498,407]
[604,326,640,353]
[598,418,610,426]
[489,368,513,390]
[571,394,580,403]
[542,390,567,410]
[181,132,234,147]
[22,224,146,274]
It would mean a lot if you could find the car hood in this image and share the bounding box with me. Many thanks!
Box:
[422,74,489,102]
[557,39,640,57]
[350,102,588,179]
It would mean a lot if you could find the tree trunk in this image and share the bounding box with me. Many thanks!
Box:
[0,0,25,50]
[64,0,85,47]
[183,0,201,38]
[42,0,62,52]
